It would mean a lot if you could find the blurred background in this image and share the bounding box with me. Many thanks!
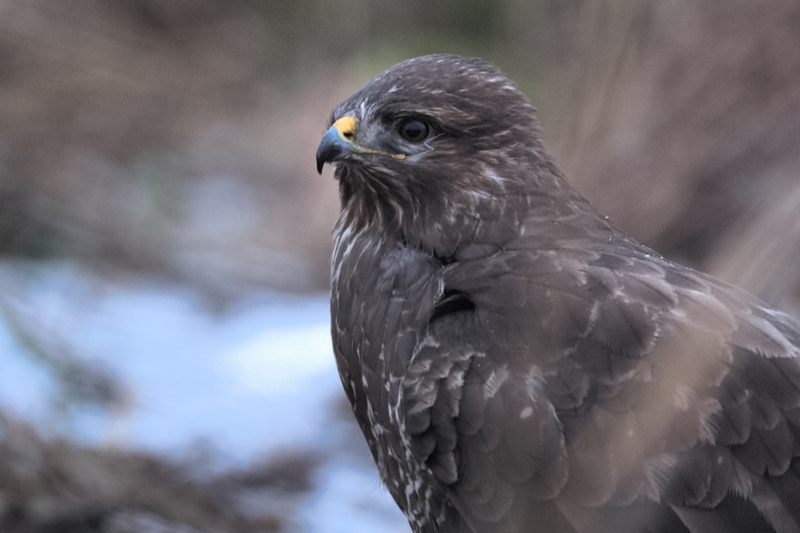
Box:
[1,1,800,532]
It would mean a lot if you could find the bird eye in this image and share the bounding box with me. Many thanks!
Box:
[398,120,430,143]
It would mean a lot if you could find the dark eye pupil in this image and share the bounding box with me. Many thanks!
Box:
[400,120,429,142]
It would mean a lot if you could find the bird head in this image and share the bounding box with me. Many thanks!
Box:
[316,54,560,258]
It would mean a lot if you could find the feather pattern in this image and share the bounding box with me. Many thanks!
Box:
[322,54,800,533]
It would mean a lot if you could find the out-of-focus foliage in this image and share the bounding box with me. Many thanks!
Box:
[0,412,321,533]
[1,0,799,531]
[0,295,128,415]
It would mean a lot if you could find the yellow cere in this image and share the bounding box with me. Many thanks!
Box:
[333,116,357,140]
[333,116,406,160]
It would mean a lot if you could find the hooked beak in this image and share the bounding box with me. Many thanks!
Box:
[316,117,357,174]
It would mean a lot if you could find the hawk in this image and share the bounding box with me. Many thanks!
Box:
[315,54,800,533]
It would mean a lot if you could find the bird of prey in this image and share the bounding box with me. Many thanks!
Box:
[315,54,800,533]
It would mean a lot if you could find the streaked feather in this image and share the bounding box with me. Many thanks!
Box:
[323,54,800,533]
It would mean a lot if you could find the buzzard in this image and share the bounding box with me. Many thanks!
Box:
[315,54,800,533]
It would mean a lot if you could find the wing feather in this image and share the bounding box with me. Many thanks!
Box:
[413,235,800,532]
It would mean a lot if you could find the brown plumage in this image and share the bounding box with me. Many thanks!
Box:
[315,54,800,533]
